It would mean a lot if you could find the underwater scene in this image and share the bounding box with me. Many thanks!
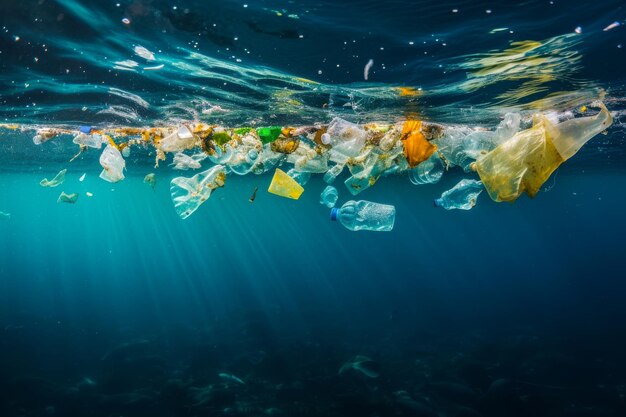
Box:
[1,0,626,416]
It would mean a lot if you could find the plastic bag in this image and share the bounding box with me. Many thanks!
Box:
[40,169,67,187]
[170,165,226,219]
[99,144,126,183]
[401,120,437,168]
[474,103,612,202]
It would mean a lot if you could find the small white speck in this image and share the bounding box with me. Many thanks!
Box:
[452,9,458,13]
[318,70,322,75]
[409,41,414,45]
[575,26,582,34]
[486,9,492,14]
[122,18,130,25]
[243,4,248,8]
[13,35,20,42]
[299,34,303,38]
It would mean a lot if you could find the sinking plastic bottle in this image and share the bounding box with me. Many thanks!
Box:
[434,179,483,210]
[330,200,395,232]
[320,186,338,208]
[408,153,443,185]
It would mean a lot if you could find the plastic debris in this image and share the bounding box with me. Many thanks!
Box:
[339,355,380,378]
[287,168,311,186]
[257,126,282,144]
[57,191,79,204]
[331,200,395,231]
[159,126,197,153]
[79,173,86,182]
[268,168,304,200]
[320,185,338,208]
[0,211,10,220]
[324,163,344,184]
[99,144,126,183]
[170,165,226,219]
[73,132,103,149]
[86,192,93,197]
[79,126,92,134]
[401,120,437,168]
[218,373,245,385]
[408,153,444,185]
[249,186,258,202]
[171,152,206,170]
[364,59,374,80]
[474,104,611,202]
[144,173,156,190]
[434,179,484,210]
[603,22,620,32]
[326,118,368,158]
[40,169,67,187]
[33,128,60,145]
[134,45,155,61]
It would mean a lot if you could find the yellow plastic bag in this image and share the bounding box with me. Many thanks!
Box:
[475,103,612,202]
[268,168,304,200]
[401,120,437,168]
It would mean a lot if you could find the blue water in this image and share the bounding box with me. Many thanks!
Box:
[2,1,626,416]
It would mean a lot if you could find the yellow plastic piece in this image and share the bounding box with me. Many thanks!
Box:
[475,103,612,202]
[268,168,304,200]
[401,120,437,168]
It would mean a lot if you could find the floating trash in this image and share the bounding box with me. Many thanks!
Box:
[40,169,67,187]
[331,200,395,232]
[144,173,156,190]
[434,179,484,210]
[0,211,10,220]
[170,165,226,219]
[320,185,338,208]
[268,168,304,200]
[57,191,78,204]
[99,145,125,183]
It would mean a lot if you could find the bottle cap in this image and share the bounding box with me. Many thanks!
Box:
[330,207,338,221]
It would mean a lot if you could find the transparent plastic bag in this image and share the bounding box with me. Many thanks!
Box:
[170,165,226,219]
[99,144,126,183]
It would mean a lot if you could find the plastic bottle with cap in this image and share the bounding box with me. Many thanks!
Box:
[330,200,395,232]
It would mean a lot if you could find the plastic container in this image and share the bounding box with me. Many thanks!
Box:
[320,186,338,208]
[434,179,483,210]
[330,200,395,231]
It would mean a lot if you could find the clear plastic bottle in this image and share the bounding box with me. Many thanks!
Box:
[434,179,483,210]
[320,186,339,208]
[330,200,395,231]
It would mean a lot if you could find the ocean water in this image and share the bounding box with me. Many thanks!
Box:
[2,1,626,416]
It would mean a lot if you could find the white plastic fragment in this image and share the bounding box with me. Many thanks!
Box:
[99,145,126,183]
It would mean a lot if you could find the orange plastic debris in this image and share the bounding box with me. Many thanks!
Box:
[396,87,421,97]
[401,120,437,168]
